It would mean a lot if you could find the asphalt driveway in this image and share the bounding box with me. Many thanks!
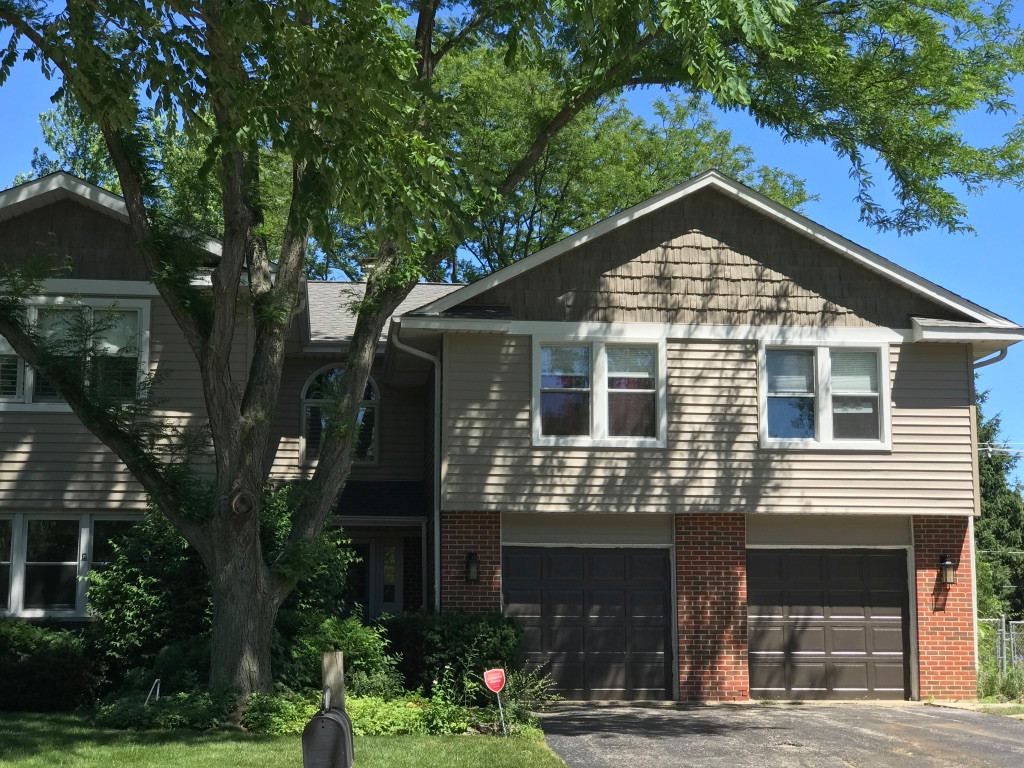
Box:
[540,703,1024,767]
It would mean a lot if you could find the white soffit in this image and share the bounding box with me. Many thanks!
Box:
[413,170,1016,329]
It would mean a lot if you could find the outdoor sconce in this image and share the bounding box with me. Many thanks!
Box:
[939,554,958,586]
[465,552,480,583]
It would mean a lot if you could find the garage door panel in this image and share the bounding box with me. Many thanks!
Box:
[548,590,585,617]
[504,589,542,617]
[748,549,910,701]
[587,552,626,581]
[503,546,671,700]
[830,626,867,653]
[632,589,667,617]
[588,626,627,653]
[504,550,542,581]
[589,590,627,618]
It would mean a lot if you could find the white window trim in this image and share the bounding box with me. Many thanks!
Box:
[757,341,891,452]
[1,513,142,619]
[0,296,151,413]
[299,364,380,467]
[531,336,668,448]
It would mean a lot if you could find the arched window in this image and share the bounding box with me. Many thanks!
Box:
[302,367,378,464]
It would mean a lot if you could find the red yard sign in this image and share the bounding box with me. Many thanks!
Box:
[483,668,506,694]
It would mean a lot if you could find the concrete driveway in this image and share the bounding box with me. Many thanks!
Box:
[540,703,1024,767]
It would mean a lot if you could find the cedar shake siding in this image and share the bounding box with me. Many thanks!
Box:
[461,188,964,328]
[0,199,152,281]
[442,335,976,516]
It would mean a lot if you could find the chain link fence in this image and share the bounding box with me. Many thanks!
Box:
[978,616,1024,699]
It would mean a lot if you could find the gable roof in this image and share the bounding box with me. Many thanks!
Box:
[411,170,1015,329]
[306,281,463,344]
[0,171,222,258]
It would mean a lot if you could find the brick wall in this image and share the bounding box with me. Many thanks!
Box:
[913,516,976,700]
[440,510,501,612]
[675,514,748,701]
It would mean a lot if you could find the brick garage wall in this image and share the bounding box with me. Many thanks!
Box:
[440,510,501,612]
[914,516,976,700]
[675,514,748,701]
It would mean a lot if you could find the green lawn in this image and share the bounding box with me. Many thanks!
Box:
[0,713,566,768]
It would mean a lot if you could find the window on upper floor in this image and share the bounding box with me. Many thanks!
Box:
[0,298,149,411]
[761,344,889,450]
[302,366,378,465]
[0,514,140,618]
[534,339,667,448]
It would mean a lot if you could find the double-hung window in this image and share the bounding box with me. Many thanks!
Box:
[761,344,888,450]
[534,339,666,447]
[0,298,150,411]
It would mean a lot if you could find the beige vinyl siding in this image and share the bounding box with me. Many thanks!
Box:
[267,357,426,482]
[442,334,976,516]
[0,298,250,512]
[464,188,964,328]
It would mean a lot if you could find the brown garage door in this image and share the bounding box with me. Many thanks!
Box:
[502,547,672,700]
[747,549,911,700]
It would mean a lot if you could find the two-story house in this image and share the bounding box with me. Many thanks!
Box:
[1,170,1020,703]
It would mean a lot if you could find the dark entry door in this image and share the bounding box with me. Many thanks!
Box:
[747,549,911,700]
[502,547,672,700]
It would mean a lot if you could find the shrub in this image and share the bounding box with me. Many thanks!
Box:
[0,620,98,711]
[243,692,432,736]
[94,689,236,730]
[347,697,429,735]
[274,615,404,697]
[491,668,560,726]
[382,612,522,699]
[242,690,320,735]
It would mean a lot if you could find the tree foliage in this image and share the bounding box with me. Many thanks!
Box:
[975,391,1024,619]
[1,0,1023,701]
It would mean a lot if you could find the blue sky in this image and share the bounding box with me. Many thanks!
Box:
[2,30,1022,479]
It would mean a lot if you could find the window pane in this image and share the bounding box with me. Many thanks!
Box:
[32,369,62,402]
[0,519,10,559]
[609,392,656,437]
[92,520,136,565]
[306,405,326,460]
[93,310,139,355]
[26,519,79,562]
[541,346,590,389]
[37,307,83,345]
[831,349,879,393]
[305,367,343,400]
[24,565,77,610]
[92,356,139,400]
[767,397,816,439]
[355,406,376,462]
[382,545,396,604]
[767,349,814,394]
[0,354,19,398]
[607,347,656,390]
[0,519,10,614]
[832,396,880,440]
[541,392,590,436]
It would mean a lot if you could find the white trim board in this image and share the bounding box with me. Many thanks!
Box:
[412,170,1016,329]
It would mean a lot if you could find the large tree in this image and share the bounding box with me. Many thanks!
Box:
[1,0,1023,703]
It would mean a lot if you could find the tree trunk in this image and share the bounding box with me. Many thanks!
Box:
[207,507,280,698]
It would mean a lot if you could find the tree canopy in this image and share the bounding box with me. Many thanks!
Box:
[1,0,1023,702]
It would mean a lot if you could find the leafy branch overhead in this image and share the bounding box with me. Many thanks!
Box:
[0,0,1021,697]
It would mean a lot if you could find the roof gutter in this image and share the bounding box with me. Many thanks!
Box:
[389,320,442,612]
[973,348,1008,369]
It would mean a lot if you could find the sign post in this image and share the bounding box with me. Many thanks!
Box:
[483,668,508,737]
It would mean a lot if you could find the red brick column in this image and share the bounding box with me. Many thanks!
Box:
[440,510,501,612]
[913,516,976,700]
[675,514,748,701]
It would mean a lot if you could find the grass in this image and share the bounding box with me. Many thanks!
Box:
[976,704,1024,717]
[0,713,566,768]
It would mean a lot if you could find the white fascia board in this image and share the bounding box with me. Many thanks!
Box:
[43,279,161,297]
[911,317,1024,344]
[412,170,1012,328]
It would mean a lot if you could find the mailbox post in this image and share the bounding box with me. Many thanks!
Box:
[302,653,354,768]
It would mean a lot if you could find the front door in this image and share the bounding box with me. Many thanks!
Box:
[349,535,404,618]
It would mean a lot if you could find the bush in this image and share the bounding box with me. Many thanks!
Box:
[491,668,560,726]
[979,664,1024,702]
[348,697,430,735]
[274,615,404,698]
[0,620,98,711]
[382,612,522,699]
[242,691,432,736]
[242,690,320,735]
[94,689,236,730]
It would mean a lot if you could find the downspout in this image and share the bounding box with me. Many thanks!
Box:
[973,348,1007,369]
[391,320,442,611]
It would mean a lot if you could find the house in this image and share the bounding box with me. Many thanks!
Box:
[1,170,1021,703]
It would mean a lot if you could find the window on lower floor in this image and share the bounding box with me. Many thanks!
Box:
[0,514,140,617]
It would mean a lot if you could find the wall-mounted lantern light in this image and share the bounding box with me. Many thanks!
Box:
[465,552,480,583]
[939,554,958,586]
